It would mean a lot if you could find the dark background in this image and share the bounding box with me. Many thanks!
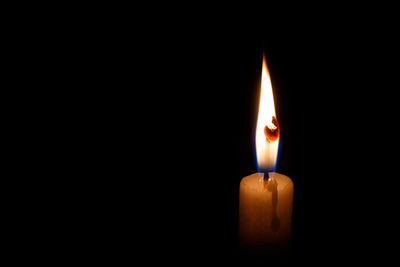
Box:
[130,19,397,265]
[125,22,397,265]
[44,9,399,265]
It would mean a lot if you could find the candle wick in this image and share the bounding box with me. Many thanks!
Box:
[263,171,270,191]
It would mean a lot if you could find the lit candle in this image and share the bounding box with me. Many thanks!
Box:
[239,55,294,254]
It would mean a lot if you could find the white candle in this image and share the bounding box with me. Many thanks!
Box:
[238,54,294,254]
[239,172,293,248]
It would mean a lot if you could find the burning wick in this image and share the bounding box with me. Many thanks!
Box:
[263,171,272,183]
[263,172,270,187]
[264,116,279,143]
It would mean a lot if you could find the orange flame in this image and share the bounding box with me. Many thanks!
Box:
[256,55,280,171]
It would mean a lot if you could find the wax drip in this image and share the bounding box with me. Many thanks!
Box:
[267,176,280,232]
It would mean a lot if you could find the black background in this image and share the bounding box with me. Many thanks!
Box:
[47,9,399,265]
[126,20,397,264]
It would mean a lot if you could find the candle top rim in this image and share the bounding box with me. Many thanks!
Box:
[240,172,293,192]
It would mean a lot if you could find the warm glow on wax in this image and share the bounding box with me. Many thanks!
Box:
[256,55,280,171]
[239,53,293,259]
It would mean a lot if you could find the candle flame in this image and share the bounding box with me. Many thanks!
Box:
[256,55,280,171]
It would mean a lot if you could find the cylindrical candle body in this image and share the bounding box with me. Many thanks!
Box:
[239,172,293,251]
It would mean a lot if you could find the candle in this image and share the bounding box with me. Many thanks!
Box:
[239,172,293,249]
[239,54,294,256]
